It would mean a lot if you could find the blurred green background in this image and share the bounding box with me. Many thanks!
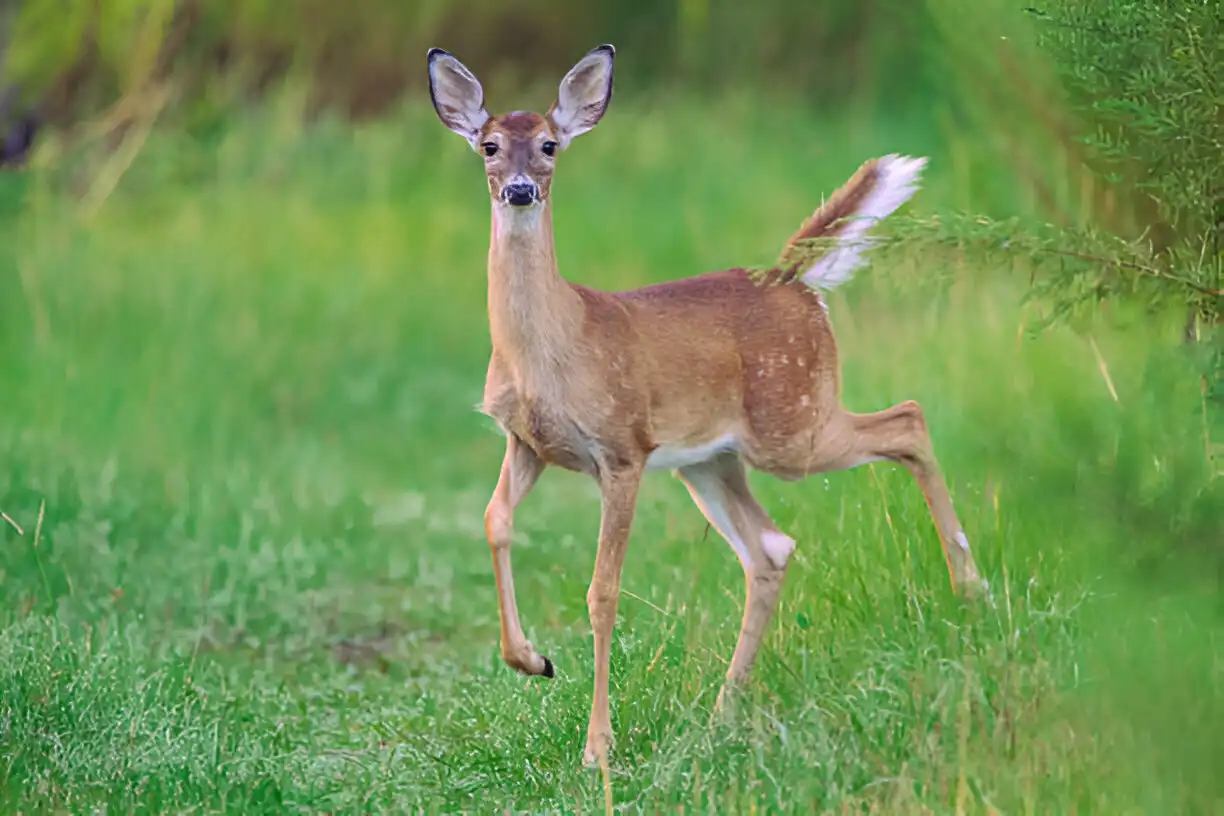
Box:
[1,0,1221,813]
[1,0,942,117]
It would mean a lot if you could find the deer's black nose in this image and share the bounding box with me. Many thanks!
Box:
[503,182,536,207]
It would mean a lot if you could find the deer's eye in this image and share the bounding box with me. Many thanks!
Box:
[481,142,499,157]
[541,140,557,157]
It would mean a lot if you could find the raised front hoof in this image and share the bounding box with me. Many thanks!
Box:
[502,642,555,678]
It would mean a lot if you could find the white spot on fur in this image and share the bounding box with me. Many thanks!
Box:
[955,531,971,553]
[800,395,810,407]
[646,433,739,471]
[761,530,796,570]
[801,155,927,291]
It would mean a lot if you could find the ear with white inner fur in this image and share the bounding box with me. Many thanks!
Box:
[547,44,615,150]
[427,48,490,149]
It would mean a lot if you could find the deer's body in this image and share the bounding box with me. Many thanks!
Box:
[428,44,984,769]
[484,254,846,482]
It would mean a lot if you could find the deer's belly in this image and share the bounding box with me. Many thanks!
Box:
[645,433,740,471]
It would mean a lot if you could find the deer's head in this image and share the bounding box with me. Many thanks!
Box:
[427,44,614,209]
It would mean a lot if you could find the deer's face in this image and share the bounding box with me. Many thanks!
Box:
[428,45,615,210]
[478,112,558,208]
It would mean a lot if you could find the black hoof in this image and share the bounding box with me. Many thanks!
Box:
[541,656,555,678]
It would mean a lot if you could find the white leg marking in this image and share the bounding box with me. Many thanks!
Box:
[760,530,796,571]
[954,531,971,553]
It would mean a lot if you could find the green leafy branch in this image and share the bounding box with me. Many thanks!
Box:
[748,209,1220,335]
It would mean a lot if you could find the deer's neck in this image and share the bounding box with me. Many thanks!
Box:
[487,201,583,375]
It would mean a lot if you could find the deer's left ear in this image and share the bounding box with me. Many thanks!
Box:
[547,44,614,150]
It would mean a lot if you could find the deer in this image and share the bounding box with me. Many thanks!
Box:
[426,42,985,768]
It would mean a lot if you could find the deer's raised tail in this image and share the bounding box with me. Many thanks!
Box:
[779,154,927,292]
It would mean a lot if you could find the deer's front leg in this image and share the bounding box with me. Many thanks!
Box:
[582,463,644,768]
[485,434,552,677]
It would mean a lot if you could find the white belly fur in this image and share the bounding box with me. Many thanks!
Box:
[645,433,739,471]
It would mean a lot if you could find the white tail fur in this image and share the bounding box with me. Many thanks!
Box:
[799,154,927,291]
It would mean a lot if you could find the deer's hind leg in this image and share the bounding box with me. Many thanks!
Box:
[814,401,984,596]
[677,453,795,710]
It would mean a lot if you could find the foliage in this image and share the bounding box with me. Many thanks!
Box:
[1024,0,1222,329]
[882,212,1218,331]
[898,0,1223,403]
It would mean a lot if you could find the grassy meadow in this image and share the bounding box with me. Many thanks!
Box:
[1,86,1222,813]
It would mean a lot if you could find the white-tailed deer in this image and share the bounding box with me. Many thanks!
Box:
[427,43,984,767]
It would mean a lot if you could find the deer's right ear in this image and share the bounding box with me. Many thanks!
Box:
[427,48,490,150]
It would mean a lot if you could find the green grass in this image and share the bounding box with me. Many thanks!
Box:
[1,96,1222,813]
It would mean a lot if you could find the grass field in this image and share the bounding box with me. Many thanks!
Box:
[2,93,1222,813]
